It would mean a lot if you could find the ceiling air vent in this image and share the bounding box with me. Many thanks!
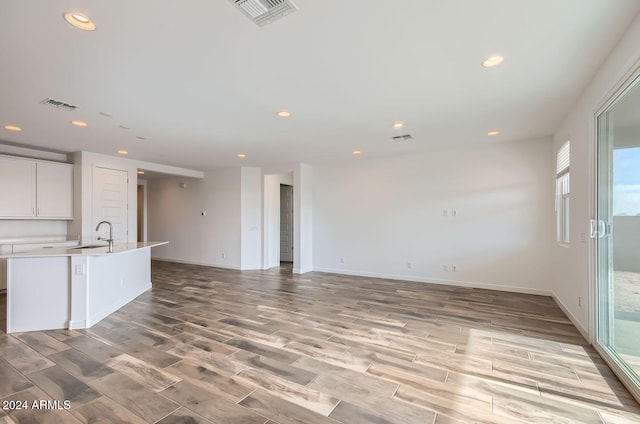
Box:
[231,0,298,26]
[392,134,413,142]
[40,98,79,112]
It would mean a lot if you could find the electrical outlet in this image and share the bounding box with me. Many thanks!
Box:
[340,257,344,264]
[442,209,449,217]
[451,209,458,217]
[221,252,226,259]
[451,265,457,272]
[442,265,448,272]
[407,261,412,269]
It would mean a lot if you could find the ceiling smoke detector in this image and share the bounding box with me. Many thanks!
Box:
[231,0,298,26]
[40,98,79,112]
[391,134,414,142]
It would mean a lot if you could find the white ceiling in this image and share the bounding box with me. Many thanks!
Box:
[1,1,639,173]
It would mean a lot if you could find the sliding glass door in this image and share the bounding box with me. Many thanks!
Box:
[595,73,640,401]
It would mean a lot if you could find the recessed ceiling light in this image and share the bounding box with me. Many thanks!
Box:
[119,125,131,130]
[117,150,128,155]
[482,55,504,68]
[71,120,87,127]
[63,12,96,31]
[4,125,21,132]
[136,136,146,140]
[276,110,291,118]
[99,112,113,117]
[392,122,404,129]
[487,130,501,136]
[237,154,246,158]
[352,150,362,155]
[137,170,145,175]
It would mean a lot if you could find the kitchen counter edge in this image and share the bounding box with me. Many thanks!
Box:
[0,241,169,258]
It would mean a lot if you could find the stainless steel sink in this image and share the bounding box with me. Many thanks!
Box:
[69,245,108,249]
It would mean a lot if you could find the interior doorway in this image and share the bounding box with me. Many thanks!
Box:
[137,184,144,242]
[280,184,294,262]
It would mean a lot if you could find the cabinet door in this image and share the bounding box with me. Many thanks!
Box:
[0,156,36,217]
[36,162,73,219]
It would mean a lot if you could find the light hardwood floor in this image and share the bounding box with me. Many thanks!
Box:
[1,260,640,423]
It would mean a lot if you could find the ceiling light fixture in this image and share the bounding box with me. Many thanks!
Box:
[352,150,361,155]
[63,12,96,31]
[237,154,246,158]
[4,125,21,132]
[482,55,504,68]
[276,110,291,118]
[392,122,404,129]
[487,130,501,136]
[137,170,145,175]
[71,120,87,127]
[117,150,128,155]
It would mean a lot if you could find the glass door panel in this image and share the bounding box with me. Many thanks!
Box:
[596,75,640,400]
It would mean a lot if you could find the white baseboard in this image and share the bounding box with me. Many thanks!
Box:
[68,319,87,330]
[152,257,242,271]
[552,292,590,341]
[312,267,553,297]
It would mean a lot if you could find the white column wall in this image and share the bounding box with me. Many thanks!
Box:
[294,163,313,274]
[240,167,263,270]
[263,174,281,269]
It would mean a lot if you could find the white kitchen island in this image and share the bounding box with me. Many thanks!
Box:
[1,241,167,333]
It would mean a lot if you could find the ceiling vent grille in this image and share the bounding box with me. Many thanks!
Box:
[231,0,298,26]
[392,134,413,142]
[40,98,78,111]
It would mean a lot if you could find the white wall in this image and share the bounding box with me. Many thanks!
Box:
[240,167,263,270]
[147,168,242,269]
[263,174,281,269]
[313,139,554,294]
[551,13,640,338]
[0,221,68,240]
[294,163,313,274]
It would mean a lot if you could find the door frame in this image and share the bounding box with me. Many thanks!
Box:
[91,165,130,245]
[590,56,640,403]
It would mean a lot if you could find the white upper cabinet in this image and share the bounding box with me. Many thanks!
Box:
[0,155,73,220]
[36,161,73,219]
[0,156,36,217]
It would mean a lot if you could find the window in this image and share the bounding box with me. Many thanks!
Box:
[556,141,570,244]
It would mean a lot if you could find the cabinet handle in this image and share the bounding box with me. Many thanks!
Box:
[37,208,40,216]
[32,208,35,215]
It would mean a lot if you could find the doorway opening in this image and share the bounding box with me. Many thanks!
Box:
[280,184,293,263]
[137,179,147,242]
[263,172,294,270]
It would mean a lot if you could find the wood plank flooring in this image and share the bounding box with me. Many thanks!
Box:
[1,260,640,423]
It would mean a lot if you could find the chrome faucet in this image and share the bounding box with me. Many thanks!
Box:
[96,221,114,252]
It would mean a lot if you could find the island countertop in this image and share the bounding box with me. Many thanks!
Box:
[0,241,168,258]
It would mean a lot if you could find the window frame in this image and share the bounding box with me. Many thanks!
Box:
[556,141,571,246]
